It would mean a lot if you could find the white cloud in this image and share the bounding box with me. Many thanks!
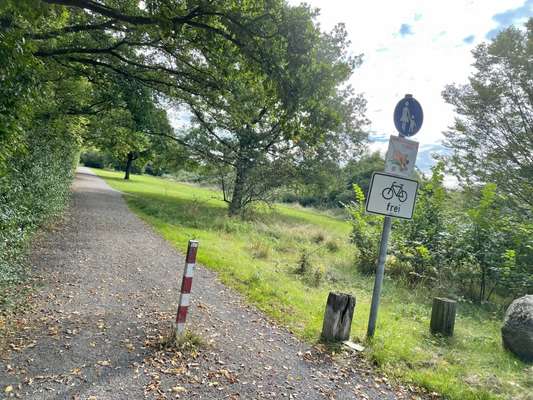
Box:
[367,140,389,156]
[289,0,529,151]
[167,105,190,131]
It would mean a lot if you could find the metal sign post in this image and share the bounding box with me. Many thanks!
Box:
[367,216,392,338]
[366,94,423,338]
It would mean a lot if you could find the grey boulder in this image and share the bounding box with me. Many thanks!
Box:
[501,295,533,362]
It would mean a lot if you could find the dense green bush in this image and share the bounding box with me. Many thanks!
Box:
[345,184,381,274]
[144,162,164,176]
[0,128,79,298]
[346,162,533,302]
[391,162,449,285]
[279,191,300,204]
[80,151,109,169]
[279,189,353,209]
[449,185,533,301]
[279,152,385,209]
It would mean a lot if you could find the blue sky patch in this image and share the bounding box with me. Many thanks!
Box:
[463,34,475,44]
[416,144,449,172]
[486,0,533,38]
[369,134,389,143]
[399,23,413,36]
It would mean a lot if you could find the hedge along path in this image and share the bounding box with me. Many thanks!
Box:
[0,167,423,399]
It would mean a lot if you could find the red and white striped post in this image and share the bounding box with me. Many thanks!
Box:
[175,240,199,336]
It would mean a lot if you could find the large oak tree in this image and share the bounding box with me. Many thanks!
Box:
[180,11,367,214]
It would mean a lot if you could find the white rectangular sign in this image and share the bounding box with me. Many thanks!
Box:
[384,135,419,177]
[366,172,419,219]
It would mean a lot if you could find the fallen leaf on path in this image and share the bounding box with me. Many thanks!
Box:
[97,360,111,367]
[171,386,187,393]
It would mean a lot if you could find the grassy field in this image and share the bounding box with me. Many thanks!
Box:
[94,169,531,400]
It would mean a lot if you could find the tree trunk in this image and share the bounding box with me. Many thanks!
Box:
[229,163,246,216]
[124,152,134,180]
[430,297,457,336]
[480,266,486,303]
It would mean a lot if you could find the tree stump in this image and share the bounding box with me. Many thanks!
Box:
[430,297,457,336]
[321,292,355,342]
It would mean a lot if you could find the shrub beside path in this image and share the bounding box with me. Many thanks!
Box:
[0,168,428,399]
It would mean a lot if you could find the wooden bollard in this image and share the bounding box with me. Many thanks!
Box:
[430,297,457,336]
[321,292,355,342]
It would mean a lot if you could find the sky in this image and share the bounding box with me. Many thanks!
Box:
[287,0,533,171]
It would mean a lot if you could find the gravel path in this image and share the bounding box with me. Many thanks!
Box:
[0,168,426,399]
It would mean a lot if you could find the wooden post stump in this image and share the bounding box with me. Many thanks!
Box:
[321,292,355,342]
[430,297,457,336]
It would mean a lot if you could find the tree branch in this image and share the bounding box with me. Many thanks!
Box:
[34,39,128,57]
[143,129,235,167]
[41,0,243,46]
[189,105,237,151]
[59,56,207,99]
[31,20,120,40]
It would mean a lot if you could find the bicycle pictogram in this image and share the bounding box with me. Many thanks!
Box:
[381,181,408,203]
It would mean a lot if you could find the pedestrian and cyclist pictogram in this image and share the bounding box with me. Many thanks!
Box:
[393,94,423,137]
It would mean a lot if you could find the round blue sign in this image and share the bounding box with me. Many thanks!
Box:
[393,94,423,137]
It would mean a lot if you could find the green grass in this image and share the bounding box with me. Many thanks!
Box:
[94,169,531,400]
